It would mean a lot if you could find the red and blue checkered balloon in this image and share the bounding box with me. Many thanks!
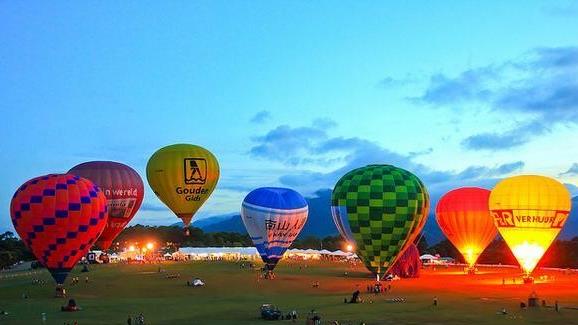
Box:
[10,174,108,284]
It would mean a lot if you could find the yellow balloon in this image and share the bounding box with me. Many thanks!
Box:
[146,144,220,226]
[489,175,571,276]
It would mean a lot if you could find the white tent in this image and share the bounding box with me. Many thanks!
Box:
[420,254,439,264]
[284,248,321,260]
[420,254,438,260]
[330,250,350,257]
[175,247,260,261]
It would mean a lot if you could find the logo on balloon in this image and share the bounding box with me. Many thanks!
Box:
[265,219,277,230]
[108,198,137,219]
[492,210,568,229]
[184,158,207,185]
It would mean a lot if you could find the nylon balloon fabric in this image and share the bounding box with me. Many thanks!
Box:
[241,187,308,270]
[489,175,571,276]
[69,161,144,250]
[10,174,107,284]
[435,187,496,268]
[146,144,219,227]
[331,165,429,277]
[389,243,421,278]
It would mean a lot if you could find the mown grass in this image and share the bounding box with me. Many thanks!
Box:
[1,260,577,324]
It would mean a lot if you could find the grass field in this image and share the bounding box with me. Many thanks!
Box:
[1,260,578,325]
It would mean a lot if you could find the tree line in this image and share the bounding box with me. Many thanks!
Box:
[2,225,578,269]
[112,225,346,252]
[0,231,33,269]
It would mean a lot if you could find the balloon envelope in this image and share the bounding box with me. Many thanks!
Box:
[331,165,429,277]
[489,175,571,275]
[146,144,219,227]
[435,187,496,268]
[241,187,308,270]
[69,161,144,250]
[332,182,429,262]
[10,174,107,284]
[389,243,421,278]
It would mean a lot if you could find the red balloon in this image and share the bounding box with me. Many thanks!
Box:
[10,174,107,284]
[390,243,421,278]
[435,187,497,268]
[68,161,144,250]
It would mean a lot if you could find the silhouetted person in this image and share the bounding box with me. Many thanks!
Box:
[350,290,360,303]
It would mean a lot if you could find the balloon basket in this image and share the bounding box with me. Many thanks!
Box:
[467,267,476,275]
[523,276,534,284]
[55,285,66,298]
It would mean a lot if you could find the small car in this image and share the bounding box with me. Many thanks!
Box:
[260,304,282,320]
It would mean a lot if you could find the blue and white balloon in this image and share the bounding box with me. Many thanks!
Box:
[241,187,308,270]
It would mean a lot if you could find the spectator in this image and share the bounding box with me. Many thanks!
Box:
[291,310,297,322]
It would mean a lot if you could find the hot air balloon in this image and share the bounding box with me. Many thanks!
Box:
[332,179,429,264]
[10,174,107,291]
[68,161,144,250]
[146,144,219,234]
[331,165,429,280]
[241,187,308,271]
[435,187,497,273]
[389,243,421,278]
[489,175,571,282]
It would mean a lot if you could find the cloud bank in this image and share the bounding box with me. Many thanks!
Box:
[414,47,578,150]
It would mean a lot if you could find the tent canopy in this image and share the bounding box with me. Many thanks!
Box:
[419,254,438,260]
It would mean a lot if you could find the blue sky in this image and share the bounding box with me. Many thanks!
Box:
[2,1,578,232]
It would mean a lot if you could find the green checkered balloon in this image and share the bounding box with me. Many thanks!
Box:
[331,165,429,277]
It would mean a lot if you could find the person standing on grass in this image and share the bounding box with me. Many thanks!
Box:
[127,315,132,325]
[291,310,297,322]
[433,296,438,306]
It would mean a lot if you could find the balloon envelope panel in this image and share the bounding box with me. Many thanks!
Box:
[389,243,421,278]
[146,144,219,226]
[69,161,144,250]
[435,187,496,267]
[489,175,571,275]
[331,165,429,276]
[241,187,308,270]
[10,174,108,284]
[330,205,355,244]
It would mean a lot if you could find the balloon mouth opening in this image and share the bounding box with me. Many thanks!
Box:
[511,242,545,275]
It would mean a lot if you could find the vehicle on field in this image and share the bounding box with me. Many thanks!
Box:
[260,304,282,320]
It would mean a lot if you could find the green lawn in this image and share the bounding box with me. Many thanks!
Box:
[1,260,577,324]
